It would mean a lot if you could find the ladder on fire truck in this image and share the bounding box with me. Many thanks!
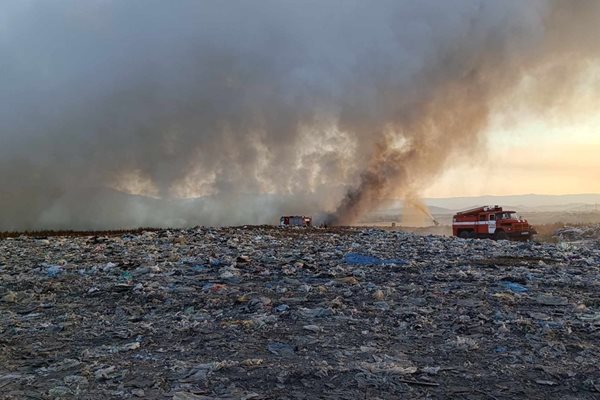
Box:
[455,205,501,215]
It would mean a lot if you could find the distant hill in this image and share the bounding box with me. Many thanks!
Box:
[368,193,600,227]
[423,194,600,213]
[4,187,599,231]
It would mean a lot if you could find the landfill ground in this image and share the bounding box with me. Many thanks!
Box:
[1,226,599,399]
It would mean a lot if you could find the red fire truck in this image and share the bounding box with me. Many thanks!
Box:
[452,206,536,240]
[279,216,312,227]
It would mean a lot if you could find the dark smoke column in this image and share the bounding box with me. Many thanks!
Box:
[324,0,600,225]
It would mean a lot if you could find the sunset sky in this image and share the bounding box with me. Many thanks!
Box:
[425,104,600,198]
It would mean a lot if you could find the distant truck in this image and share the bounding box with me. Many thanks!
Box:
[280,215,312,227]
[452,206,536,240]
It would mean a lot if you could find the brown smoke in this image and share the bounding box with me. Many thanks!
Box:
[326,0,600,225]
[327,78,490,224]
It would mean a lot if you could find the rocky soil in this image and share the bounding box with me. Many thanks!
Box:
[1,227,599,399]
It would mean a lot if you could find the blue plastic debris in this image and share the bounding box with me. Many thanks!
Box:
[495,346,508,353]
[209,258,222,267]
[267,342,296,356]
[501,281,528,293]
[275,304,290,312]
[121,271,133,282]
[538,320,565,331]
[46,265,62,277]
[192,265,209,273]
[343,253,407,266]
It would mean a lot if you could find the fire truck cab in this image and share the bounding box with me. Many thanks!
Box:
[452,206,536,241]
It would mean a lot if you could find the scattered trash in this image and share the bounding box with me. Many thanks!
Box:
[0,226,598,398]
[535,295,569,306]
[535,379,558,386]
[172,392,209,400]
[1,290,17,303]
[302,324,322,333]
[495,346,508,353]
[103,262,118,271]
[336,276,359,285]
[120,271,133,282]
[343,253,407,266]
[45,264,63,277]
[554,224,600,242]
[421,366,441,375]
[274,304,289,312]
[202,283,226,292]
[267,342,296,357]
[501,281,528,293]
[191,264,208,273]
[48,386,71,397]
[94,366,119,381]
[237,255,251,263]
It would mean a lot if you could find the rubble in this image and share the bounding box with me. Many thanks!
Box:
[0,226,599,399]
[554,224,600,242]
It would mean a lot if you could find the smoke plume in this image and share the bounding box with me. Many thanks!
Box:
[0,0,599,230]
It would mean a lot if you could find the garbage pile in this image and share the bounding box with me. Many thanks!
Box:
[554,224,600,243]
[1,227,599,399]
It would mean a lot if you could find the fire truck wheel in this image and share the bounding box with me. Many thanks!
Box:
[458,230,473,239]
[493,230,508,241]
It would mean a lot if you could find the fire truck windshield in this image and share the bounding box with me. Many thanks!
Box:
[499,212,514,220]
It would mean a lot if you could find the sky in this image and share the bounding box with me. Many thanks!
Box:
[424,64,600,198]
[425,113,600,197]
